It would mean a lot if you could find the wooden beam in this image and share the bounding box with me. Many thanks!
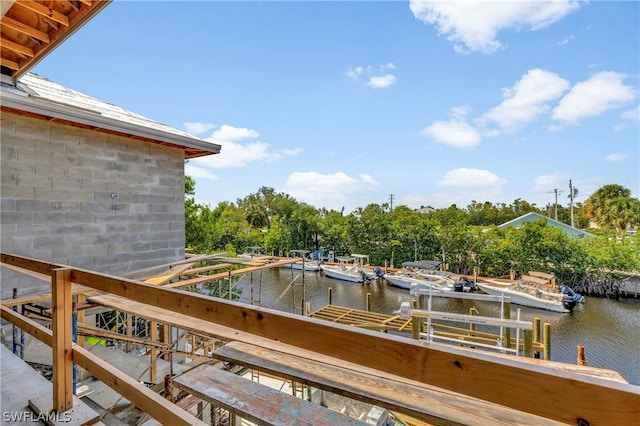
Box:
[162,258,297,289]
[13,1,70,26]
[173,365,364,425]
[150,320,157,382]
[52,268,73,412]
[3,254,639,425]
[71,345,205,426]
[1,16,50,43]
[0,56,20,71]
[211,341,562,426]
[85,293,640,425]
[77,323,168,350]
[0,305,53,347]
[0,37,35,57]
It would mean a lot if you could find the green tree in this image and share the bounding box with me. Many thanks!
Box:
[582,184,639,233]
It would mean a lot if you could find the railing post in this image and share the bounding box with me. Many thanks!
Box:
[52,268,73,412]
[76,294,85,347]
[126,313,133,353]
[150,320,158,382]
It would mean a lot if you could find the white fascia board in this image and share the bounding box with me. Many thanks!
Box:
[1,90,221,155]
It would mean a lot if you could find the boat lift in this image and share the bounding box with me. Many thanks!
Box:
[399,291,533,356]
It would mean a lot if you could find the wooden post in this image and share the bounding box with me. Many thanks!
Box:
[150,320,157,382]
[523,329,533,358]
[328,287,332,305]
[161,323,170,361]
[544,323,551,360]
[532,317,541,358]
[52,268,73,412]
[533,317,541,344]
[164,374,173,403]
[126,314,133,353]
[12,288,19,356]
[411,300,420,340]
[366,293,371,312]
[469,307,476,332]
[76,294,85,346]
[577,345,588,366]
[502,300,511,349]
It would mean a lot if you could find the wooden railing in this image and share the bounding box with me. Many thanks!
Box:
[2,252,639,425]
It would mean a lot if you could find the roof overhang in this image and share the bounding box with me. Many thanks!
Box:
[1,0,112,79]
[1,87,221,158]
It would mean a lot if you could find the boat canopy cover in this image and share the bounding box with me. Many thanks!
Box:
[401,260,441,270]
[289,250,311,255]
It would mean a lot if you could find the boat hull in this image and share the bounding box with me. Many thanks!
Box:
[476,282,572,313]
[321,266,364,283]
[291,262,321,272]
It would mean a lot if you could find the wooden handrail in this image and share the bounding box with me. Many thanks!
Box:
[2,252,639,425]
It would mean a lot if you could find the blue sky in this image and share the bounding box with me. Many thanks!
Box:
[32,1,639,213]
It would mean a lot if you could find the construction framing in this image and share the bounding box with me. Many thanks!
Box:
[1,252,639,425]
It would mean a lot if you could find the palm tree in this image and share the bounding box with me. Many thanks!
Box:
[582,184,637,232]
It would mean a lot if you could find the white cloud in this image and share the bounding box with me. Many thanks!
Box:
[191,124,302,169]
[183,121,216,135]
[531,173,568,192]
[481,69,570,132]
[558,35,574,46]
[368,74,396,89]
[185,163,219,181]
[347,63,397,88]
[347,66,363,80]
[409,0,582,53]
[438,168,506,188]
[422,119,481,148]
[381,62,396,71]
[621,105,640,123]
[280,171,379,210]
[606,153,627,162]
[211,124,259,142]
[553,71,637,124]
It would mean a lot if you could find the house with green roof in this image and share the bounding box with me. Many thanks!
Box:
[498,212,594,239]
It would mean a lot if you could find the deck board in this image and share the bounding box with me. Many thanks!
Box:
[173,364,366,425]
[212,341,564,426]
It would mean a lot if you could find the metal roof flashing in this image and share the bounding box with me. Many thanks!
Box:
[1,73,220,159]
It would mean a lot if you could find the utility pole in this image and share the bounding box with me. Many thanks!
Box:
[388,194,395,211]
[568,180,579,228]
[548,188,563,221]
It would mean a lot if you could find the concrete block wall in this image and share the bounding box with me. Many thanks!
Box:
[1,113,186,299]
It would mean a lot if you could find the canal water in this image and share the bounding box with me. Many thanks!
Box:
[229,267,640,386]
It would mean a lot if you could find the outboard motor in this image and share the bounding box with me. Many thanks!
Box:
[560,285,584,303]
[562,296,577,312]
[373,266,385,278]
[453,281,464,292]
[461,276,475,291]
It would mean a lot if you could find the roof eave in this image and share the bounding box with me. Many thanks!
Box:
[1,89,220,158]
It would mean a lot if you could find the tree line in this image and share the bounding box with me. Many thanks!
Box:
[185,179,640,296]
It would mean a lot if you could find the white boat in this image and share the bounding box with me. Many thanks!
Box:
[386,260,450,290]
[350,254,383,280]
[320,256,368,283]
[285,250,321,272]
[475,277,581,313]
